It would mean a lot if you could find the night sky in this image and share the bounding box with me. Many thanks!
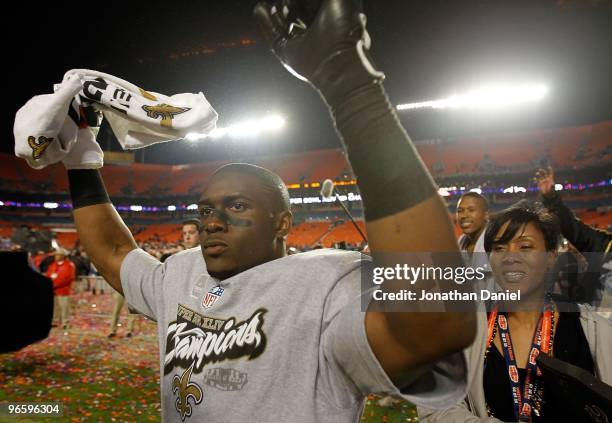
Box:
[6,0,612,164]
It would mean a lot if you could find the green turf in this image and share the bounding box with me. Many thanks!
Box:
[0,291,418,422]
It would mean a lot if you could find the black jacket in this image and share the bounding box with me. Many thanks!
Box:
[542,191,611,253]
[542,191,611,303]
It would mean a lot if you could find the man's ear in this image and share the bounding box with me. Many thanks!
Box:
[276,211,293,239]
[484,210,490,221]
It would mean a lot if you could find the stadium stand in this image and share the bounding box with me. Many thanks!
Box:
[2,209,608,251]
[1,120,609,253]
[2,120,611,196]
[133,223,183,243]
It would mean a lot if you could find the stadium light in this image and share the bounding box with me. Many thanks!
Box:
[186,114,286,141]
[167,205,177,211]
[43,202,59,209]
[129,205,143,212]
[397,83,548,111]
[503,186,527,194]
[187,204,198,210]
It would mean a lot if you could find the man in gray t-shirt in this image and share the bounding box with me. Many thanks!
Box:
[59,1,477,421]
[122,245,468,422]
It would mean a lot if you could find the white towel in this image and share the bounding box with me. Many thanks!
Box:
[62,127,104,170]
[14,69,218,169]
[14,75,86,169]
[66,69,218,149]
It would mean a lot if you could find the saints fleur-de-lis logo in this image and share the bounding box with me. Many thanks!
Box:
[172,363,203,421]
[28,136,54,160]
[142,104,191,128]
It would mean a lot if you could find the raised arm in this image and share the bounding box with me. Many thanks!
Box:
[536,166,612,253]
[255,0,475,381]
[68,169,138,294]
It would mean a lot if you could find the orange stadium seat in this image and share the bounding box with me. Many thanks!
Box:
[287,221,330,247]
[323,221,366,247]
[415,143,439,174]
[287,220,367,248]
[442,141,486,174]
[0,119,610,198]
[99,165,132,196]
[133,223,183,243]
[259,154,312,183]
[578,210,612,230]
[485,130,551,170]
[307,149,349,182]
[130,163,171,195]
[55,232,79,248]
[0,154,21,180]
[588,120,612,159]
[0,225,13,237]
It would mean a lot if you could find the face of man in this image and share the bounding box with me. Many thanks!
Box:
[54,253,65,262]
[197,171,290,280]
[182,224,201,249]
[489,221,555,302]
[456,196,488,237]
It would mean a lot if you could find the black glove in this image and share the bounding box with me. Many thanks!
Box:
[254,0,384,109]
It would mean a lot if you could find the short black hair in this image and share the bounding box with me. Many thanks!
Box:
[458,192,489,211]
[182,218,202,231]
[484,200,560,252]
[212,163,290,213]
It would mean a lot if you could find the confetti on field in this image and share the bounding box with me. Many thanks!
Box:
[0,291,161,422]
[0,290,418,422]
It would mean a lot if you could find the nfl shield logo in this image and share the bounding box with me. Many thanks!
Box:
[203,285,225,309]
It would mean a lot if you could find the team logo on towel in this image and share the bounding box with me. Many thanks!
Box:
[529,347,539,365]
[28,135,54,160]
[142,103,191,128]
[202,285,225,309]
[172,362,203,421]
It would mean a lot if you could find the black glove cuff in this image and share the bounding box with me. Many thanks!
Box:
[312,48,384,110]
[68,169,111,209]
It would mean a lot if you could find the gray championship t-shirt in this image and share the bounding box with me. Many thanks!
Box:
[121,247,469,422]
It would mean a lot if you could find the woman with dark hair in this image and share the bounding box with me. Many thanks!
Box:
[419,201,612,422]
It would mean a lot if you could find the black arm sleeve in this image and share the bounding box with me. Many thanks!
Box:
[330,82,437,221]
[541,191,612,253]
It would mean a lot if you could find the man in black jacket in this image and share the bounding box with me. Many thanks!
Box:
[536,166,611,305]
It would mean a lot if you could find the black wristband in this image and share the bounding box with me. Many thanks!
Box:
[312,48,383,111]
[67,169,111,209]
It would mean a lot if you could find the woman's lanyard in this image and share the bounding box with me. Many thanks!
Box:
[486,301,554,422]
